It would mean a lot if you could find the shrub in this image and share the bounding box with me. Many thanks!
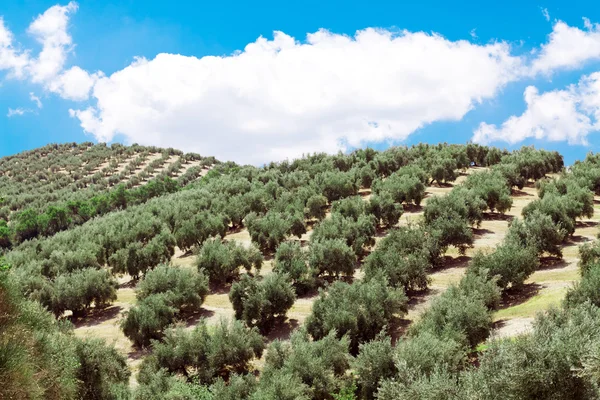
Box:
[273,242,314,293]
[121,293,177,347]
[51,268,118,318]
[245,211,292,252]
[262,330,350,400]
[137,265,209,310]
[306,276,407,353]
[305,194,328,221]
[196,238,263,285]
[367,192,403,228]
[363,228,431,291]
[505,211,567,257]
[74,338,131,400]
[311,214,376,257]
[374,174,425,206]
[141,318,264,384]
[308,239,357,278]
[464,170,512,213]
[410,285,492,347]
[469,244,539,291]
[229,273,296,334]
[352,334,397,400]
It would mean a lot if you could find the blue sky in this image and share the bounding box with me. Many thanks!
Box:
[1,1,600,165]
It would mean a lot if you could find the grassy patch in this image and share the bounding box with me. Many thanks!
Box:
[493,286,568,321]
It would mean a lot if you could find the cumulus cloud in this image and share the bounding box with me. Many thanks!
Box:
[5,3,600,163]
[0,18,29,78]
[473,73,600,145]
[69,29,523,163]
[530,19,600,75]
[27,1,78,83]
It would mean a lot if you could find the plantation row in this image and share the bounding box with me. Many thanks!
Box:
[7,142,600,399]
[0,141,216,221]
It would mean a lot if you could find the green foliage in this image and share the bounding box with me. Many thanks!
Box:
[51,268,118,317]
[74,338,130,400]
[367,192,403,228]
[464,170,513,213]
[196,238,263,285]
[229,273,296,334]
[308,239,357,278]
[273,241,314,293]
[352,334,397,399]
[363,227,431,291]
[505,211,567,257]
[245,211,295,252]
[410,284,493,348]
[373,172,425,206]
[317,171,359,203]
[262,330,350,400]
[121,293,177,347]
[306,276,407,353]
[137,265,209,310]
[469,244,539,290]
[305,194,328,221]
[139,318,264,385]
[311,214,376,257]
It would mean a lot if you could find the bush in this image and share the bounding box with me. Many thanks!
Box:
[306,276,407,353]
[505,211,566,257]
[121,293,177,347]
[273,242,314,293]
[317,171,359,203]
[373,173,425,206]
[262,330,350,400]
[245,211,294,252]
[464,170,512,213]
[331,196,367,221]
[410,285,492,347]
[469,244,539,291]
[305,194,328,221]
[51,268,118,317]
[352,334,397,400]
[367,192,403,228]
[196,238,263,285]
[311,214,376,257]
[137,265,209,309]
[229,273,296,334]
[74,338,130,400]
[565,264,600,308]
[423,187,486,228]
[363,228,431,291]
[149,319,264,384]
[308,239,357,278]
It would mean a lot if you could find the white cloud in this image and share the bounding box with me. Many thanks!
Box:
[69,29,523,163]
[541,8,550,22]
[26,1,78,83]
[530,19,600,75]
[47,66,101,100]
[30,92,42,108]
[473,73,600,145]
[7,107,31,117]
[0,18,29,78]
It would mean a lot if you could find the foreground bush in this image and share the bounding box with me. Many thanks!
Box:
[138,318,264,385]
[306,276,407,353]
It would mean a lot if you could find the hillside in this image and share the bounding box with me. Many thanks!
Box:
[3,142,600,399]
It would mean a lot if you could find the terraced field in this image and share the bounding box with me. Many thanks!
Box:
[73,166,595,384]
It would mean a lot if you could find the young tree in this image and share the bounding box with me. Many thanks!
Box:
[196,238,263,285]
[274,241,314,293]
[74,338,131,400]
[308,239,357,278]
[229,273,296,334]
[367,192,403,228]
[469,244,539,291]
[306,276,407,353]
